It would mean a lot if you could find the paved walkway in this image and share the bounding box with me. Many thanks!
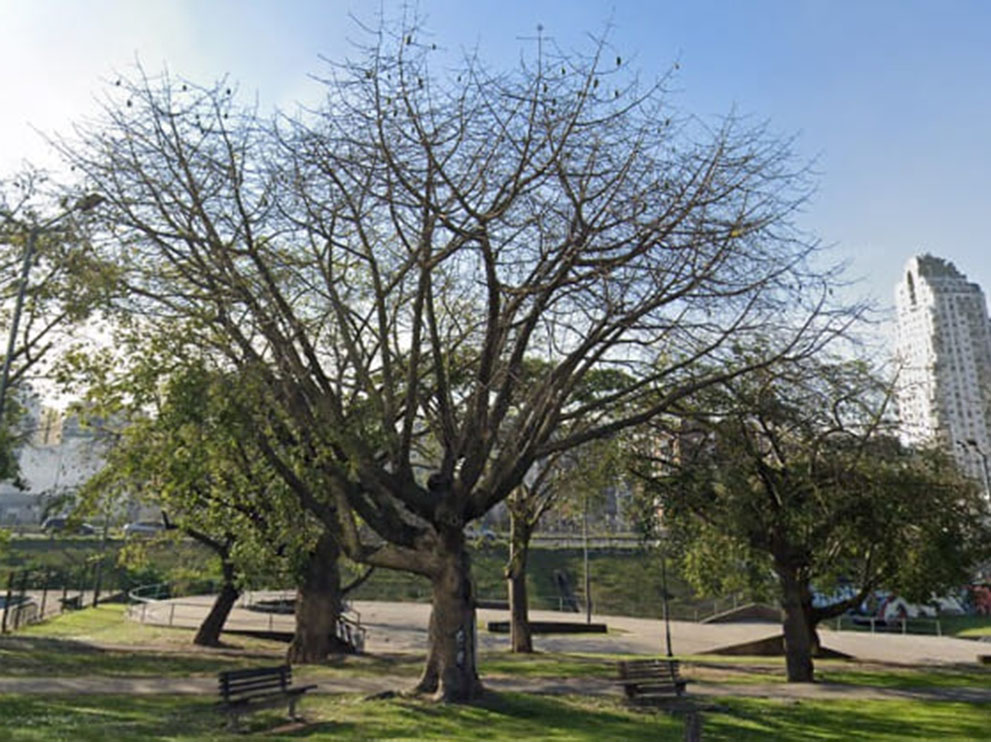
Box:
[138,595,991,667]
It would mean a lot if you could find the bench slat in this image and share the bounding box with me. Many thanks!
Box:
[616,659,687,703]
[222,666,293,681]
[222,676,287,693]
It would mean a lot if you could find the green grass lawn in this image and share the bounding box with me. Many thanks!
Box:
[0,692,988,742]
[938,615,991,638]
[815,664,991,689]
[681,655,991,690]
[8,604,991,691]
[2,605,422,679]
[16,603,299,653]
[0,604,282,676]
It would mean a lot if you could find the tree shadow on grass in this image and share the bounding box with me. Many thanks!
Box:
[299,691,688,742]
[6,688,984,742]
[703,698,991,742]
[0,695,227,741]
[0,635,267,677]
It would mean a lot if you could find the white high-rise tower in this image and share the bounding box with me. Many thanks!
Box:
[894,255,991,485]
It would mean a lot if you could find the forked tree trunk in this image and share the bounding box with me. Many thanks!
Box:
[506,512,533,653]
[287,530,343,664]
[414,533,482,701]
[777,564,816,682]
[194,561,239,647]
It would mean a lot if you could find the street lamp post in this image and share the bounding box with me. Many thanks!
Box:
[0,194,103,421]
[661,549,673,657]
[582,491,591,624]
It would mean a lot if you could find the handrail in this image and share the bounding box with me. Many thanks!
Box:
[127,582,174,603]
[834,614,942,636]
[125,582,367,653]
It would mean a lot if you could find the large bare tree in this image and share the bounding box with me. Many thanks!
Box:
[60,24,860,700]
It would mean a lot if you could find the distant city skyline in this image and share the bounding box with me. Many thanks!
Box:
[2,0,990,331]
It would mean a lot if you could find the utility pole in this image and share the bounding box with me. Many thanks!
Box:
[661,551,673,657]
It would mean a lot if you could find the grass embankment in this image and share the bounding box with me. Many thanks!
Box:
[7,536,991,634]
[939,615,991,638]
[4,536,712,619]
[0,536,219,597]
[350,543,707,619]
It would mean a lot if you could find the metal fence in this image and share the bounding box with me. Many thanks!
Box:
[0,567,112,633]
[126,585,366,652]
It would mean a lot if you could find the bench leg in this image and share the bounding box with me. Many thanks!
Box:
[226,711,240,733]
[288,697,300,722]
[683,710,702,742]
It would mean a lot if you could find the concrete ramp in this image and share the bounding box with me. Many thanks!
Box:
[701,633,849,659]
[701,603,780,624]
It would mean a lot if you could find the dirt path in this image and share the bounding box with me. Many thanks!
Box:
[1,672,989,703]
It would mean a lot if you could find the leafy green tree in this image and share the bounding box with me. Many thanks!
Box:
[505,435,629,651]
[73,352,360,659]
[0,170,110,481]
[59,22,861,699]
[79,360,287,644]
[637,359,991,682]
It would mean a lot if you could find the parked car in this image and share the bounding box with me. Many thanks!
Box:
[123,521,166,537]
[465,525,498,545]
[41,517,96,536]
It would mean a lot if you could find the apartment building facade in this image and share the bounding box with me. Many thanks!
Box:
[894,255,991,485]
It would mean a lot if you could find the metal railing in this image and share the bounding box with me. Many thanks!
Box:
[833,614,942,636]
[0,598,39,631]
[127,583,366,652]
[1,568,103,633]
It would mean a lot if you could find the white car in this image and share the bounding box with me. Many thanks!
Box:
[123,521,165,537]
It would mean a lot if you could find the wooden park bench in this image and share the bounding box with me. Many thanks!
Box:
[217,665,316,730]
[616,658,688,705]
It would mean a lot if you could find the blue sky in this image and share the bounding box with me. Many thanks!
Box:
[2,0,990,329]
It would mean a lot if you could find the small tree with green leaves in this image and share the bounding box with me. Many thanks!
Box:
[637,358,991,682]
[72,351,359,658]
[0,170,110,482]
[505,434,629,651]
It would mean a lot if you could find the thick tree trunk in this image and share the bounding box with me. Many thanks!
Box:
[806,610,822,656]
[287,530,343,664]
[777,565,816,682]
[194,562,239,647]
[506,513,533,653]
[415,534,483,701]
